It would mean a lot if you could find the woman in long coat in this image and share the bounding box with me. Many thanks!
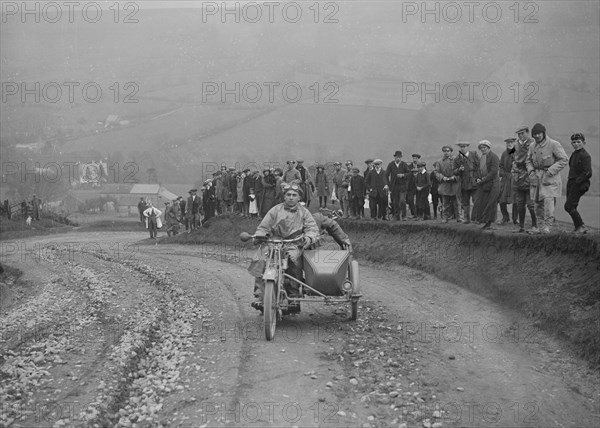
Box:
[260,169,277,217]
[498,138,517,224]
[315,165,329,208]
[475,140,500,229]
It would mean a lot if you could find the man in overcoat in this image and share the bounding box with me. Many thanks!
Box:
[453,142,480,223]
[526,123,568,234]
[366,159,389,220]
[385,150,411,220]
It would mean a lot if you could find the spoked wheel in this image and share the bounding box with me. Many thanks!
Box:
[263,279,278,340]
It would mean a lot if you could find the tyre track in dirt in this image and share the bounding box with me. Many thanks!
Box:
[2,231,599,427]
[139,246,352,427]
[1,233,211,427]
[1,239,166,426]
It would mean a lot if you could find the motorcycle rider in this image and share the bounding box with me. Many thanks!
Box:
[251,183,319,309]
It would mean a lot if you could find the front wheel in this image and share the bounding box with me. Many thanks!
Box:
[263,279,277,340]
[349,260,360,320]
[351,299,358,321]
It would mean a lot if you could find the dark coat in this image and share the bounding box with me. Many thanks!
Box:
[385,160,411,192]
[568,147,592,191]
[453,150,480,191]
[350,174,365,198]
[187,194,202,216]
[430,171,439,195]
[478,151,500,192]
[243,175,253,203]
[366,168,388,198]
[498,149,515,203]
[475,151,500,223]
[315,171,329,197]
[260,174,277,216]
[415,170,431,190]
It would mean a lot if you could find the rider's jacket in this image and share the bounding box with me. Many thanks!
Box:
[255,203,319,242]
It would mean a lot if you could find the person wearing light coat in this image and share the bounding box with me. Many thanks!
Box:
[525,123,568,234]
[143,201,162,239]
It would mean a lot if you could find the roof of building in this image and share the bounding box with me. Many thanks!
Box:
[159,188,178,201]
[130,184,161,194]
[100,183,133,194]
[162,184,192,198]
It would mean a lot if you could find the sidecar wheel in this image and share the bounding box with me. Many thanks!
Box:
[264,280,277,340]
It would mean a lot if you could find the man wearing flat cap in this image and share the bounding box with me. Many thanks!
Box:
[220,167,233,214]
[385,150,411,220]
[364,159,374,182]
[283,160,301,185]
[511,126,537,232]
[453,141,480,223]
[526,123,568,234]
[295,160,314,207]
[406,154,422,218]
[474,140,500,229]
[565,133,592,234]
[498,138,518,225]
[366,159,389,220]
[349,167,366,219]
[435,145,460,223]
[332,162,347,214]
[187,188,202,231]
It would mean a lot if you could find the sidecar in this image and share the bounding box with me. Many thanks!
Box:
[288,248,361,320]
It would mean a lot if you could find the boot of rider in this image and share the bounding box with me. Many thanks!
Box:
[285,263,303,297]
[254,278,265,301]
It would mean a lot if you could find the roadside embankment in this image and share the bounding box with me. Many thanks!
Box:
[340,220,600,368]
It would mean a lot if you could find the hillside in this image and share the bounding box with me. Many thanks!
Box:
[1,2,598,191]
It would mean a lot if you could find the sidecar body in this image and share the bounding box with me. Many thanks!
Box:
[302,249,360,297]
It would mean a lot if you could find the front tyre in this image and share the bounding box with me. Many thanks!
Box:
[349,260,360,320]
[351,299,358,321]
[264,280,277,340]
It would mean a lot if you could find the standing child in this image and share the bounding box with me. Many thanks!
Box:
[248,188,258,218]
[564,132,592,234]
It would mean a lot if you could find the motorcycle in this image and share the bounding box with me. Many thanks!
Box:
[240,224,361,340]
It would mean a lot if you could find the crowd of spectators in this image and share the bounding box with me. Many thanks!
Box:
[139,123,592,237]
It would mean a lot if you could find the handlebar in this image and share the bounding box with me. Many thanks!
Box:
[240,232,305,244]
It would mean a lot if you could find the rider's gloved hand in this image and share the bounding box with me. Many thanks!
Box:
[253,235,267,245]
[301,236,313,249]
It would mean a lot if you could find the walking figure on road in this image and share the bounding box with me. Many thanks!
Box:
[143,201,162,239]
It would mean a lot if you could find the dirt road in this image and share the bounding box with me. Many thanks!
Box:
[1,231,598,427]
